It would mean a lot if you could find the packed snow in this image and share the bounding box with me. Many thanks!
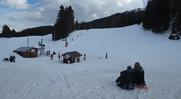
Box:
[0,25,181,99]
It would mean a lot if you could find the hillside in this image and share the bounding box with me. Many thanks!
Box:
[76,9,144,30]
[0,25,181,99]
[0,8,144,38]
[18,26,54,37]
[0,25,54,38]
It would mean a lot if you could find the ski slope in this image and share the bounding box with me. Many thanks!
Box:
[0,25,181,99]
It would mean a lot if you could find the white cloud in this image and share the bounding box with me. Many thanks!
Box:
[1,0,30,9]
[91,14,98,19]
[0,0,148,31]
[69,0,146,21]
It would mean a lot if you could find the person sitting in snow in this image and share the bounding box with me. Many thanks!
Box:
[116,66,134,90]
[133,62,146,88]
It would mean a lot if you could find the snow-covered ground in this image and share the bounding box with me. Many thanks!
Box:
[0,25,181,99]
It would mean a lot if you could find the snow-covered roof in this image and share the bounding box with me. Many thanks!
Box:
[13,47,38,52]
[62,51,82,58]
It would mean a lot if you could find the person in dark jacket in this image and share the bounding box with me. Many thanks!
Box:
[50,54,53,60]
[133,62,146,87]
[116,66,134,90]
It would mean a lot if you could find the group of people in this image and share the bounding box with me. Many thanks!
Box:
[50,51,57,60]
[3,55,16,63]
[169,32,180,40]
[116,62,146,90]
[9,55,16,62]
[46,50,51,56]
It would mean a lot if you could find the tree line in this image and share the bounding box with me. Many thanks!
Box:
[53,5,74,41]
[0,25,54,37]
[143,0,181,34]
[2,0,181,39]
[74,9,144,30]
[0,5,144,39]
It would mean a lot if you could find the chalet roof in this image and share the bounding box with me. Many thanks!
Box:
[13,47,38,52]
[62,51,82,58]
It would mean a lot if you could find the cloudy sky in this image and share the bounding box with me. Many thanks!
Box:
[0,0,148,31]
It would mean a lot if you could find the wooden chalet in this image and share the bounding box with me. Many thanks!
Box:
[62,51,82,63]
[13,47,39,58]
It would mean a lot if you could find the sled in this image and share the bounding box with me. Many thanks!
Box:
[135,84,149,90]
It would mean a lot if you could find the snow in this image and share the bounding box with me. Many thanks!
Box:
[0,25,181,99]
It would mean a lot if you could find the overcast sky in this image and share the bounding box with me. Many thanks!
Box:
[0,0,148,31]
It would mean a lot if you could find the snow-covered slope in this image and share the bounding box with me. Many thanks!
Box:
[0,25,181,99]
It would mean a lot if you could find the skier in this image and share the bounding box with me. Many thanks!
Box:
[65,41,68,47]
[105,52,108,59]
[84,54,86,60]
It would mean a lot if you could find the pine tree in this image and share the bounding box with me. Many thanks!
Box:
[170,0,181,33]
[157,0,170,31]
[53,5,74,41]
[172,0,181,13]
[66,6,74,33]
[143,0,155,29]
[74,20,79,30]
[53,5,66,41]
[1,25,11,37]
[143,0,170,33]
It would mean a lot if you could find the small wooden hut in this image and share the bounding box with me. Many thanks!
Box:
[62,51,82,63]
[13,47,39,58]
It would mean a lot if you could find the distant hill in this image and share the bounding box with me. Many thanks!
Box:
[0,26,54,38]
[0,8,144,38]
[17,26,54,37]
[76,8,145,30]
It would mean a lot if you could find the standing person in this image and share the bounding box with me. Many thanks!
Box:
[48,50,50,56]
[53,51,56,55]
[133,62,146,88]
[9,55,13,62]
[105,52,108,59]
[83,54,86,60]
[116,66,134,90]
[65,41,68,47]
[58,53,61,60]
[50,54,53,60]
[12,55,16,63]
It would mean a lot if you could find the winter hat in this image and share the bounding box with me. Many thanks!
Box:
[127,66,132,72]
[134,62,144,72]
